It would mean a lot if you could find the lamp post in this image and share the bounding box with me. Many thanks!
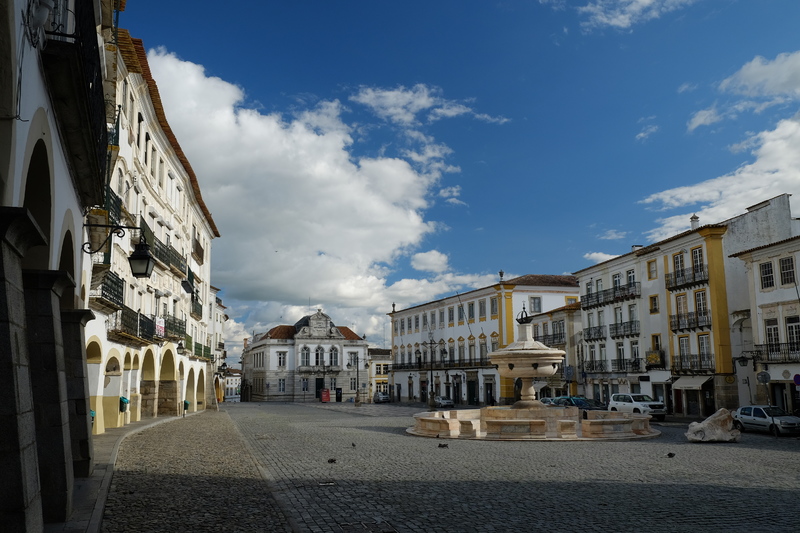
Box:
[416,330,445,411]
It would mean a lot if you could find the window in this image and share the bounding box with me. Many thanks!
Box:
[760,262,775,289]
[414,315,419,330]
[628,304,637,321]
[616,342,624,359]
[786,316,800,349]
[430,312,436,329]
[315,346,324,366]
[647,260,657,280]
[468,343,475,362]
[614,306,623,324]
[480,341,487,358]
[422,313,427,329]
[400,320,405,334]
[302,378,309,392]
[394,320,398,334]
[626,269,635,285]
[350,378,357,391]
[301,347,310,366]
[630,340,639,360]
[649,295,659,313]
[468,302,475,320]
[698,334,710,355]
[673,252,685,275]
[490,297,498,316]
[439,309,445,325]
[695,290,707,315]
[596,279,603,292]
[612,273,621,288]
[765,318,780,346]
[676,294,688,315]
[542,323,549,336]
[479,299,486,318]
[330,347,339,366]
[278,379,285,392]
[278,352,286,367]
[448,307,454,324]
[597,309,605,327]
[692,247,704,272]
[780,257,795,285]
[533,324,539,338]
[530,297,542,313]
[566,296,578,305]
[678,336,689,356]
[458,305,464,322]
[652,334,661,351]
[407,317,412,331]
[599,344,606,360]
[458,343,465,362]
[330,378,336,390]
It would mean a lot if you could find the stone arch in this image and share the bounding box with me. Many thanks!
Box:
[139,350,158,418]
[86,339,104,433]
[128,353,141,422]
[185,368,196,412]
[157,350,178,416]
[57,228,76,309]
[22,137,52,270]
[102,355,123,430]
[197,368,206,410]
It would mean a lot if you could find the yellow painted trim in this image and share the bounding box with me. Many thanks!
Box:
[503,287,515,346]
[699,226,731,373]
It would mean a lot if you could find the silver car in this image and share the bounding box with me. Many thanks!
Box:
[732,405,800,436]
[608,393,666,421]
[434,396,454,408]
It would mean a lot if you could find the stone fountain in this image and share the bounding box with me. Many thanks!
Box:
[490,307,565,408]
[406,306,661,441]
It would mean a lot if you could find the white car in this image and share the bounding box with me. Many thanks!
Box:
[434,396,454,408]
[608,393,666,421]
[732,405,800,436]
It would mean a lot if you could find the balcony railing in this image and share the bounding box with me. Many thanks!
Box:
[753,343,800,364]
[669,311,712,331]
[609,320,640,338]
[152,314,185,340]
[191,298,203,319]
[584,359,608,372]
[41,0,106,207]
[537,333,566,346]
[217,341,225,350]
[389,358,496,372]
[611,358,643,373]
[88,270,124,312]
[671,353,715,373]
[169,246,187,275]
[192,237,205,265]
[581,282,641,310]
[666,265,709,291]
[107,305,154,347]
[645,349,666,370]
[583,325,607,341]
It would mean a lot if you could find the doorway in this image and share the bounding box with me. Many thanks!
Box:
[315,378,324,399]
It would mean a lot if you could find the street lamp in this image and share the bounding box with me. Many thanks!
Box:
[83,223,156,278]
[416,330,445,410]
[737,351,761,371]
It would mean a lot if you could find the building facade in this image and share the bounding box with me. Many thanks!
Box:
[241,310,369,402]
[388,274,580,406]
[83,27,221,434]
[733,235,800,412]
[529,302,582,398]
[574,194,798,416]
[368,347,392,401]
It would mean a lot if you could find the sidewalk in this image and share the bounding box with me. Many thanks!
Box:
[44,412,200,533]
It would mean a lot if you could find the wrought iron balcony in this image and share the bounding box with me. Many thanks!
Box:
[538,333,566,346]
[753,343,800,364]
[152,314,185,340]
[609,320,640,338]
[192,237,205,265]
[581,282,641,310]
[666,265,709,291]
[217,341,225,350]
[297,365,344,374]
[169,246,187,276]
[671,353,715,373]
[191,298,203,319]
[389,358,496,372]
[41,0,106,207]
[107,305,154,347]
[89,269,124,313]
[645,349,666,370]
[611,358,643,372]
[584,359,608,373]
[583,325,607,341]
[669,312,711,332]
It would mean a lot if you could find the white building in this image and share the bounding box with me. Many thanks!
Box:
[368,348,392,401]
[529,302,583,398]
[241,310,369,402]
[224,368,242,402]
[574,194,799,416]
[732,235,800,412]
[389,274,580,406]
[84,28,221,433]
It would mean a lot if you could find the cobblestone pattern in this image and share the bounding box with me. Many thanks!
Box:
[230,402,800,533]
[102,410,292,533]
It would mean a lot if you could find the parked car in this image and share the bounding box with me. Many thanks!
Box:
[373,392,390,403]
[732,405,800,436]
[552,396,606,418]
[608,393,667,421]
[434,396,454,408]
[539,397,556,405]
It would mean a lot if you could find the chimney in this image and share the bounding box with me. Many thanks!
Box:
[631,245,643,253]
[690,214,699,230]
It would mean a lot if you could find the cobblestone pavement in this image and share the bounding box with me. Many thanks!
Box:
[102,410,292,533]
[104,402,800,532]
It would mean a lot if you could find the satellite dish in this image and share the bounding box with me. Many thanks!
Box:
[756,371,771,384]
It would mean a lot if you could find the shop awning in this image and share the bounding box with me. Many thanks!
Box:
[671,376,713,390]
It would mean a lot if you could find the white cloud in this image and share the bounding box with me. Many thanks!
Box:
[411,250,450,273]
[439,185,467,206]
[583,252,620,263]
[599,229,627,240]
[677,82,697,93]
[636,124,659,141]
[719,51,800,98]
[146,49,506,348]
[687,106,723,132]
[577,0,697,30]
[642,115,800,241]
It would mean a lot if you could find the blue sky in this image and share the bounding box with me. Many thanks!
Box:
[121,1,800,362]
